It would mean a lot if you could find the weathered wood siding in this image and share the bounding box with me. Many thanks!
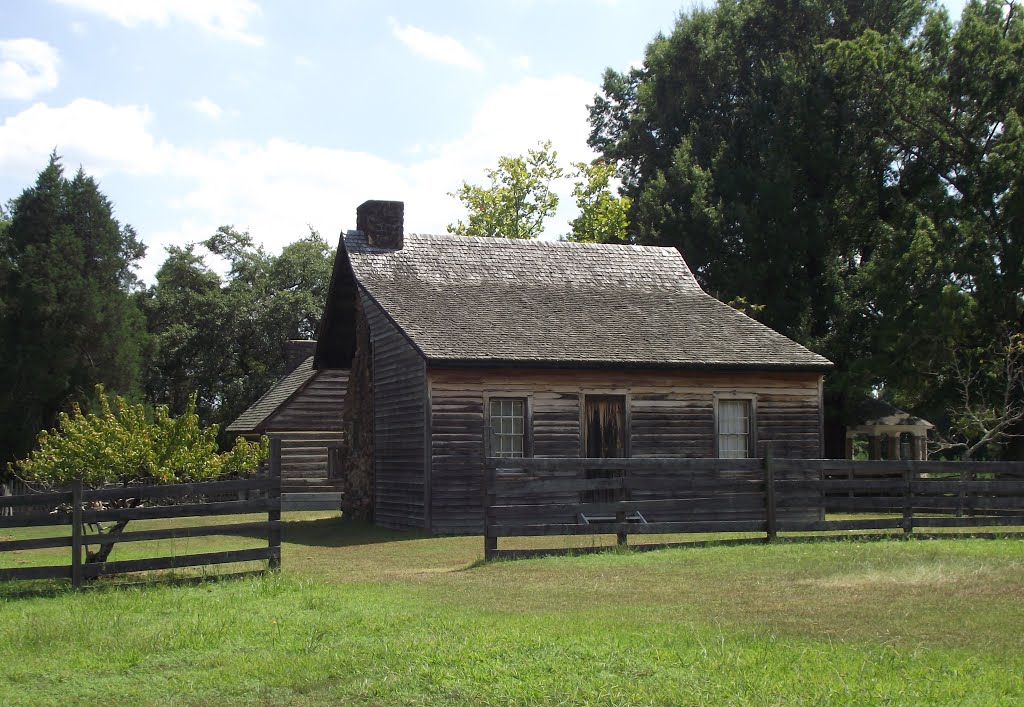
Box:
[263,369,348,487]
[363,294,428,530]
[428,367,823,534]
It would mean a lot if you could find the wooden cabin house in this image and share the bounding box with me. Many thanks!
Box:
[314,201,833,533]
[227,340,347,509]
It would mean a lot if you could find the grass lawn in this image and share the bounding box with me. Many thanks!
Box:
[1,514,1023,705]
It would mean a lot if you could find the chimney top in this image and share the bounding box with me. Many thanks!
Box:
[284,339,316,374]
[357,200,404,249]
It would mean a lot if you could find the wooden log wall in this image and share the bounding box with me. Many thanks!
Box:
[263,368,348,490]
[429,367,823,534]
[364,294,428,530]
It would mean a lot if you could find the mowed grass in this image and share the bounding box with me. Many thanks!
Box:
[1,515,1023,705]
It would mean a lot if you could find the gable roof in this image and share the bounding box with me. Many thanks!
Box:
[341,232,832,371]
[847,398,934,430]
[226,357,317,433]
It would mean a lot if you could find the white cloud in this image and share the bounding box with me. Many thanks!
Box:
[0,74,600,281]
[387,18,483,71]
[513,55,530,70]
[0,98,174,177]
[0,39,60,100]
[53,0,264,45]
[189,97,223,120]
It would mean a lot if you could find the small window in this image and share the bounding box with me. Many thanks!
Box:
[718,399,752,459]
[489,397,526,458]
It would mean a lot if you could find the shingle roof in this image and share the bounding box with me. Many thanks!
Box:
[344,232,832,370]
[226,357,316,432]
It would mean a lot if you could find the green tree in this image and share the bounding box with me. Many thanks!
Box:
[11,385,267,562]
[0,155,146,468]
[824,0,1024,457]
[138,243,229,422]
[140,227,333,435]
[586,0,947,452]
[566,160,632,243]
[448,140,564,239]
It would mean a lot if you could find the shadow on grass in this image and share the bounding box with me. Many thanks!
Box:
[211,516,436,549]
[0,568,269,601]
[281,517,434,548]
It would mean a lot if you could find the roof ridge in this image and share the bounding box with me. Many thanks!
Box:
[398,232,675,253]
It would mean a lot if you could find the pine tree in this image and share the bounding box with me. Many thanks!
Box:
[0,155,146,467]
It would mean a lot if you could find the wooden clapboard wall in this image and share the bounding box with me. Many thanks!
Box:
[427,367,823,534]
[363,293,428,530]
[262,369,348,491]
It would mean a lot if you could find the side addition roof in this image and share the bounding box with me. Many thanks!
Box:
[340,233,832,371]
[226,357,317,433]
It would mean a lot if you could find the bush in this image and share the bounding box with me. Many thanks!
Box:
[10,385,267,489]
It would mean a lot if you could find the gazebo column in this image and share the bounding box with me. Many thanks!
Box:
[888,434,900,461]
[916,434,928,460]
[845,435,854,459]
[868,434,881,460]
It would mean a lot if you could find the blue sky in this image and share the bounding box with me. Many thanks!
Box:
[1,0,967,282]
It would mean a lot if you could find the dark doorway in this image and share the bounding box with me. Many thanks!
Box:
[584,395,627,458]
[583,395,627,505]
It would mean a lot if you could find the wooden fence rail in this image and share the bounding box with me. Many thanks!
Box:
[483,452,1024,559]
[0,438,283,587]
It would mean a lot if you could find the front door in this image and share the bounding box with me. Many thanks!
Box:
[583,395,627,505]
[584,395,627,458]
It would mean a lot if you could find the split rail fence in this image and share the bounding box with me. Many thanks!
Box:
[0,439,283,587]
[483,453,1024,559]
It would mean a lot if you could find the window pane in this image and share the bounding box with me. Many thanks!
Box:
[718,400,751,458]
[489,396,527,458]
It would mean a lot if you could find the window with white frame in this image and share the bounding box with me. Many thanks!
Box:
[718,399,752,458]
[489,397,526,457]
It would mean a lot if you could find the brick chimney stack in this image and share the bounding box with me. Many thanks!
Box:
[284,339,316,373]
[357,200,404,249]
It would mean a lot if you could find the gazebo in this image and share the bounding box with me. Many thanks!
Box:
[845,398,933,461]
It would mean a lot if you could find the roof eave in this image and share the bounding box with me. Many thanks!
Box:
[425,357,833,372]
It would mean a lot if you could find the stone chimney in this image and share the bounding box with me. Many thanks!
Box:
[357,200,404,249]
[284,339,317,373]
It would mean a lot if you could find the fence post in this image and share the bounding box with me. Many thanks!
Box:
[616,506,627,547]
[268,438,282,570]
[484,460,497,561]
[764,444,777,542]
[902,462,913,535]
[71,480,83,589]
[482,426,498,560]
[957,466,967,517]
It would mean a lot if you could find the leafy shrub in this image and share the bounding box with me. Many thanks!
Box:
[10,385,267,489]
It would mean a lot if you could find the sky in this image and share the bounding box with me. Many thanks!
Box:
[1,0,968,283]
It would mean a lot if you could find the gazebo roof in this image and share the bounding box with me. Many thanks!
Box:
[846,398,933,434]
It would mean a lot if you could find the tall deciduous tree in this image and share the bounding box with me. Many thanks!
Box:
[448,140,564,239]
[139,227,333,436]
[0,155,145,468]
[566,160,632,244]
[585,0,978,452]
[824,0,1024,457]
